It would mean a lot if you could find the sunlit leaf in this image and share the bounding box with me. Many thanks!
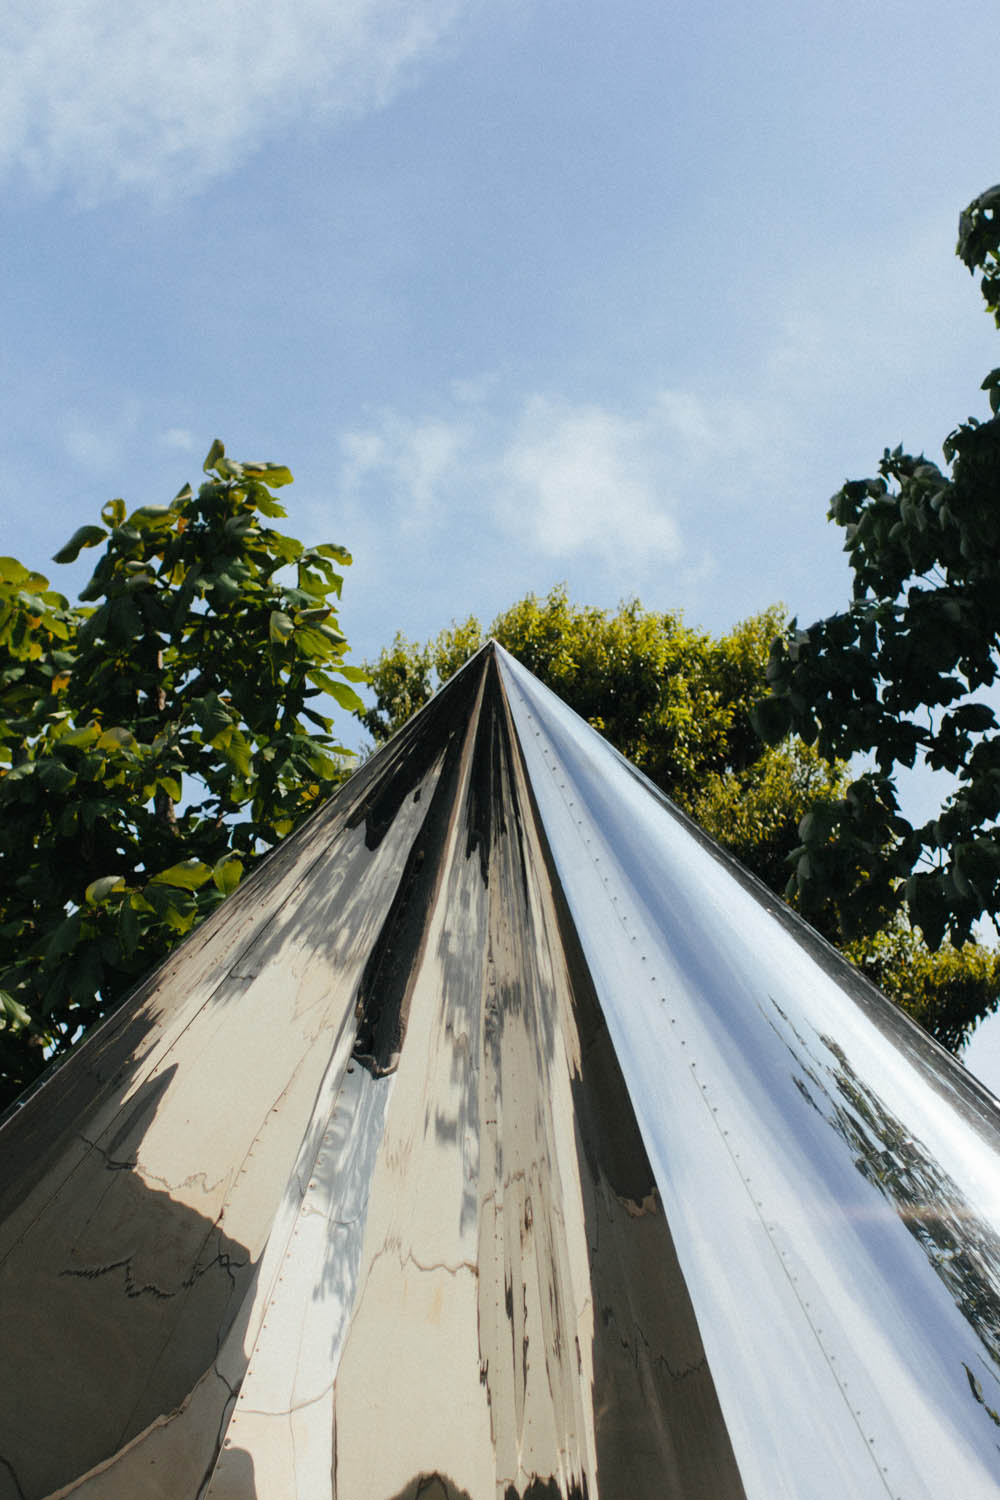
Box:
[212,855,244,895]
[269,609,294,643]
[0,991,31,1031]
[148,859,213,891]
[101,498,127,526]
[97,726,137,751]
[243,461,293,488]
[85,875,126,906]
[314,543,352,565]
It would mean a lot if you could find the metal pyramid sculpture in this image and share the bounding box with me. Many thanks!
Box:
[3,641,1000,1499]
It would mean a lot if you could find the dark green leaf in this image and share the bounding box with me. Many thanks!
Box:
[52,525,107,564]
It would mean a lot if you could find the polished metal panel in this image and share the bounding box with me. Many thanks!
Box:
[1,642,999,1498]
[498,644,1000,1500]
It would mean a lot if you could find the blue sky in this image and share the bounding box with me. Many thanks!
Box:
[5,2,1000,1070]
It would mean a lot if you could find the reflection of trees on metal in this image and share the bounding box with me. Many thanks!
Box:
[2,643,1000,1499]
[830,1034,1000,1369]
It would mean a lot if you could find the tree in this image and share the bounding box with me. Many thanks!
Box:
[362,587,849,908]
[751,185,1000,1043]
[363,587,1000,1050]
[0,441,364,1108]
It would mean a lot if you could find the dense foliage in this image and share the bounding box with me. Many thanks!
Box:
[0,442,363,1107]
[362,587,849,906]
[755,187,1000,966]
[363,586,1000,1049]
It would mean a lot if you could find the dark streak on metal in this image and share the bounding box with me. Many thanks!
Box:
[59,1246,248,1302]
[465,655,507,885]
[346,662,482,852]
[387,1476,473,1500]
[351,657,488,1078]
[505,1478,587,1500]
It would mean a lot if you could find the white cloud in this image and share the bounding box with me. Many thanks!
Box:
[60,400,141,473]
[334,384,776,582]
[497,396,680,561]
[0,0,470,203]
[340,411,469,530]
[159,427,196,452]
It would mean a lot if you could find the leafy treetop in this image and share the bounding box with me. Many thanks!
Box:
[364,585,1000,1051]
[754,185,1000,957]
[0,441,363,1108]
[362,586,846,902]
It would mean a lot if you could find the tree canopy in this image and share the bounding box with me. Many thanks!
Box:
[754,186,1000,968]
[0,442,363,1108]
[363,586,1000,1050]
[362,587,849,906]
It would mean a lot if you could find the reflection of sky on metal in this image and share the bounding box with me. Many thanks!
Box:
[964,1009,1000,1098]
[3,644,1000,1498]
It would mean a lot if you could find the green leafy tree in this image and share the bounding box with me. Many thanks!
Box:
[754,188,1000,949]
[843,917,1000,1055]
[0,441,364,1107]
[751,185,1000,1044]
[364,586,998,1049]
[362,586,847,902]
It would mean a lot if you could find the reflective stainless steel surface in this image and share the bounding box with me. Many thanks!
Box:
[1,641,999,1498]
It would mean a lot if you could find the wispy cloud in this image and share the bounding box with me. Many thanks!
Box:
[159,427,197,453]
[335,384,770,580]
[60,399,142,474]
[341,412,471,532]
[497,396,681,561]
[0,0,470,203]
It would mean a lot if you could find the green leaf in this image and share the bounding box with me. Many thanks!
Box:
[35,759,75,794]
[314,543,352,565]
[294,626,339,659]
[0,557,31,585]
[212,855,244,895]
[128,505,174,530]
[301,706,333,732]
[749,695,792,745]
[244,461,294,488]
[269,609,295,643]
[0,990,31,1032]
[101,498,127,526]
[85,875,126,906]
[265,534,303,565]
[61,724,102,749]
[52,525,108,564]
[191,693,234,740]
[118,897,140,958]
[148,859,213,890]
[210,572,241,605]
[97,726,137,751]
[203,438,226,473]
[45,910,84,961]
[143,883,200,933]
[218,727,252,777]
[324,679,365,714]
[255,492,288,518]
